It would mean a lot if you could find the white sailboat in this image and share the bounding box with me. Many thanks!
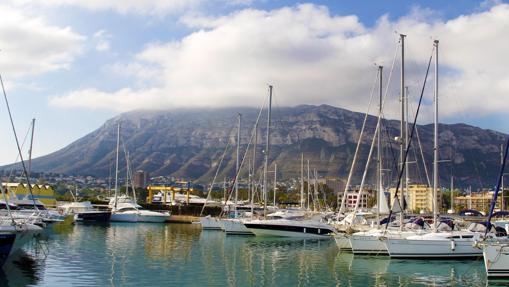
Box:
[385,40,493,259]
[109,123,170,223]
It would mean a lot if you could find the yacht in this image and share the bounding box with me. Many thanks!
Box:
[244,217,335,239]
[109,196,170,223]
[385,222,498,259]
[59,201,111,222]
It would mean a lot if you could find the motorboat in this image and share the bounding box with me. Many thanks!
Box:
[109,197,170,223]
[59,201,111,222]
[244,216,336,239]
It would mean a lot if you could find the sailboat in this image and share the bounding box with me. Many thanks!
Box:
[109,123,170,223]
[475,136,509,277]
[384,40,498,259]
[240,86,335,238]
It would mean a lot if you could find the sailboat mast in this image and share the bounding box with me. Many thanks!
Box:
[502,144,505,210]
[399,33,406,230]
[114,122,120,209]
[273,163,277,206]
[433,39,439,232]
[28,118,35,179]
[263,85,272,218]
[251,124,257,215]
[405,86,410,203]
[450,176,454,212]
[300,153,304,209]
[235,113,241,218]
[377,65,383,227]
[307,159,310,210]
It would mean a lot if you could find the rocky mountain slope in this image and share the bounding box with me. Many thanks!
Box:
[11,105,506,188]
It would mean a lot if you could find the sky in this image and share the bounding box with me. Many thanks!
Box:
[0,0,508,165]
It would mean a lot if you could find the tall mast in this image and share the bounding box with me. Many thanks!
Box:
[273,163,277,206]
[300,153,304,209]
[502,144,505,210]
[307,159,310,210]
[377,65,383,228]
[251,122,257,215]
[28,118,35,179]
[263,85,272,218]
[433,39,439,232]
[405,86,410,203]
[114,122,120,210]
[235,113,241,218]
[313,168,318,211]
[450,176,454,212]
[399,33,406,230]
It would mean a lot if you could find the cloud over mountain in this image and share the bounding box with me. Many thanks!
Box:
[48,3,509,123]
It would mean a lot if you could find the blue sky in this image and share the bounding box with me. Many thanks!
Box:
[0,0,508,165]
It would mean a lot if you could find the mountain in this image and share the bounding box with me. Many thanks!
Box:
[9,105,507,188]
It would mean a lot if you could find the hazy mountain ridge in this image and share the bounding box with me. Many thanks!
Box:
[11,104,506,188]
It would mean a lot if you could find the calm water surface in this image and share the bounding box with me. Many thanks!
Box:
[0,222,505,286]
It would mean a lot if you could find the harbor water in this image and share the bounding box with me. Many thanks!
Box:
[0,223,498,286]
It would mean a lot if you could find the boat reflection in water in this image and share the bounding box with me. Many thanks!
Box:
[0,224,499,286]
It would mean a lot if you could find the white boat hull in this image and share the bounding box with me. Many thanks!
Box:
[221,219,253,235]
[200,217,222,230]
[483,242,509,277]
[334,233,352,251]
[110,213,138,222]
[350,234,388,255]
[386,237,481,258]
[244,220,335,239]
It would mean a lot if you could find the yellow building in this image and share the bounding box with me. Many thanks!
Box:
[2,182,56,206]
[389,184,442,213]
[453,191,501,213]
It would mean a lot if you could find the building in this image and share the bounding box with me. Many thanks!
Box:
[388,184,442,213]
[133,170,149,188]
[2,182,56,206]
[337,187,375,210]
[453,191,501,213]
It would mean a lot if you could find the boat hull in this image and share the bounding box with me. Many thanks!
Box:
[334,233,352,251]
[483,242,509,277]
[137,214,169,223]
[350,234,388,255]
[0,233,15,266]
[386,238,481,259]
[200,217,223,230]
[221,219,253,235]
[110,213,138,222]
[244,222,334,239]
[76,211,111,222]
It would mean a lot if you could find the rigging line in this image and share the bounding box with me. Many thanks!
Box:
[8,120,32,180]
[347,41,400,215]
[407,91,431,187]
[485,134,509,236]
[0,73,38,210]
[221,96,268,216]
[200,139,231,216]
[337,66,382,214]
[385,45,435,230]
[380,113,400,185]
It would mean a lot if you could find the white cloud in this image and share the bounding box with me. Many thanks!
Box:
[0,4,84,78]
[93,29,111,52]
[50,3,509,121]
[14,0,251,16]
